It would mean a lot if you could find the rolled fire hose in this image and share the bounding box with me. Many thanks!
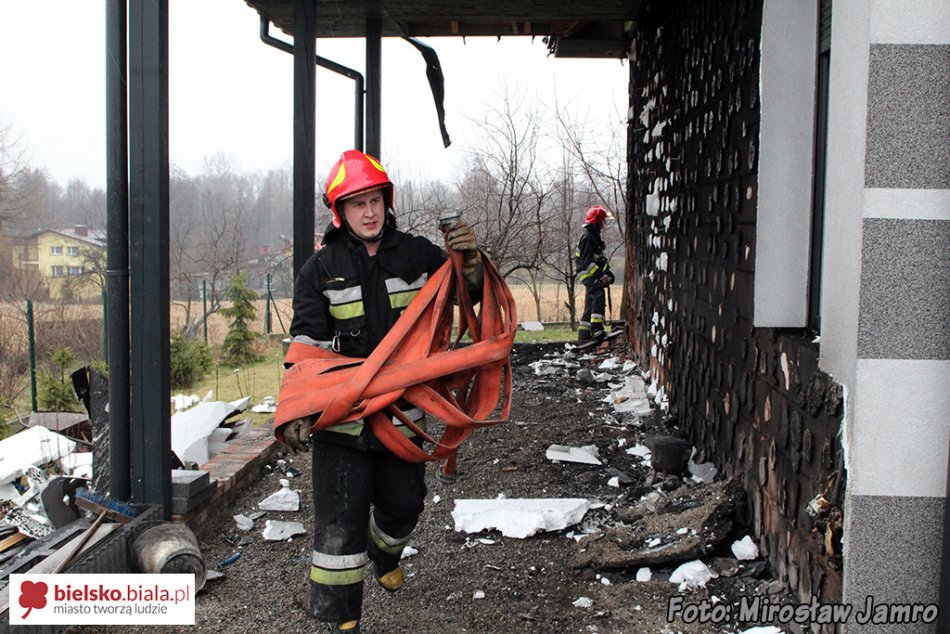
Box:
[274,239,516,480]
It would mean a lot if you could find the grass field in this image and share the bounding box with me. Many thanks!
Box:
[1,269,619,422]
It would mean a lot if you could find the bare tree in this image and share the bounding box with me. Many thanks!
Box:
[169,157,256,338]
[539,160,584,327]
[0,122,41,231]
[459,89,549,279]
[0,308,29,429]
[554,105,628,256]
[391,172,455,243]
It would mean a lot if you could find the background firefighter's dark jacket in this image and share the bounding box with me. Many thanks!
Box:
[574,223,614,287]
[289,220,445,448]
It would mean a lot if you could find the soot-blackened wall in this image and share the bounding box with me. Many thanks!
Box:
[624,0,845,611]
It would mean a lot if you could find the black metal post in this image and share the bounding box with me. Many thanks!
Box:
[26,299,37,412]
[292,0,316,280]
[265,273,272,335]
[202,280,208,343]
[106,0,131,502]
[365,17,382,158]
[128,0,171,514]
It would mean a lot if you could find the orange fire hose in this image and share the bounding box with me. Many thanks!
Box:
[274,244,516,479]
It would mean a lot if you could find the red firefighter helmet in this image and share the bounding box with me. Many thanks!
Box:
[323,150,394,227]
[585,205,608,225]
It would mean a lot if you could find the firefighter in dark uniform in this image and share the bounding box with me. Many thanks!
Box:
[575,205,614,342]
[278,150,484,633]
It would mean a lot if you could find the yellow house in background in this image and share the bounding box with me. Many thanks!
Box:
[12,226,106,300]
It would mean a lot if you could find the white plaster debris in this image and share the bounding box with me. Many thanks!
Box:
[546,445,602,465]
[621,360,638,373]
[630,444,655,469]
[259,480,300,512]
[646,537,662,548]
[529,358,580,377]
[234,514,255,531]
[452,498,591,539]
[626,443,652,459]
[171,393,201,412]
[262,520,306,541]
[171,400,233,465]
[59,451,93,480]
[738,628,784,634]
[639,98,655,126]
[607,375,653,416]
[636,567,653,582]
[669,560,718,591]
[520,321,544,331]
[251,396,277,413]
[688,459,718,484]
[607,477,620,488]
[472,590,485,600]
[731,535,760,561]
[597,357,622,370]
[432,495,441,504]
[401,545,419,559]
[0,426,77,485]
[573,597,593,609]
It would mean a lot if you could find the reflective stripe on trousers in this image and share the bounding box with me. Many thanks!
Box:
[309,439,426,623]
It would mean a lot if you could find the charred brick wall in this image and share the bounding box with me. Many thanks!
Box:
[624,0,845,609]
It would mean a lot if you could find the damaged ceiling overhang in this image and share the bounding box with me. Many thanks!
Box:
[241,0,638,58]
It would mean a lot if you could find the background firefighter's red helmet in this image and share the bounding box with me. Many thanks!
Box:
[323,150,394,227]
[585,205,608,225]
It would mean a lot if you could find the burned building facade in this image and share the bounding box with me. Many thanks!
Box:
[623,0,949,629]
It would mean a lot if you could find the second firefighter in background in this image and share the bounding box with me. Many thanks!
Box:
[575,205,614,342]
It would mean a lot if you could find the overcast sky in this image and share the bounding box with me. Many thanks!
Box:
[0,0,629,190]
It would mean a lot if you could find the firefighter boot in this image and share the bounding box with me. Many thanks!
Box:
[376,566,405,592]
[334,620,360,633]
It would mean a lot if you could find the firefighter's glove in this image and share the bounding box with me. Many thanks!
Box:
[598,274,612,287]
[445,220,484,289]
[445,220,478,252]
[282,416,312,453]
[462,249,484,289]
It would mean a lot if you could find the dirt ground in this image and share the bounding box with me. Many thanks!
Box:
[70,338,795,634]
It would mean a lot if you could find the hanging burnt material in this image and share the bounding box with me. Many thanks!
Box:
[403,37,452,148]
[71,366,111,495]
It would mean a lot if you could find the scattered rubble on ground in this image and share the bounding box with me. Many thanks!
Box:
[0,389,270,569]
[70,338,797,634]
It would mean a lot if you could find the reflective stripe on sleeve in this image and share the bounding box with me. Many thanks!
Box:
[578,263,599,283]
[292,335,334,350]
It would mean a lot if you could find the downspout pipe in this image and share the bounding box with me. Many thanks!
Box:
[105,0,131,502]
[260,16,364,152]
